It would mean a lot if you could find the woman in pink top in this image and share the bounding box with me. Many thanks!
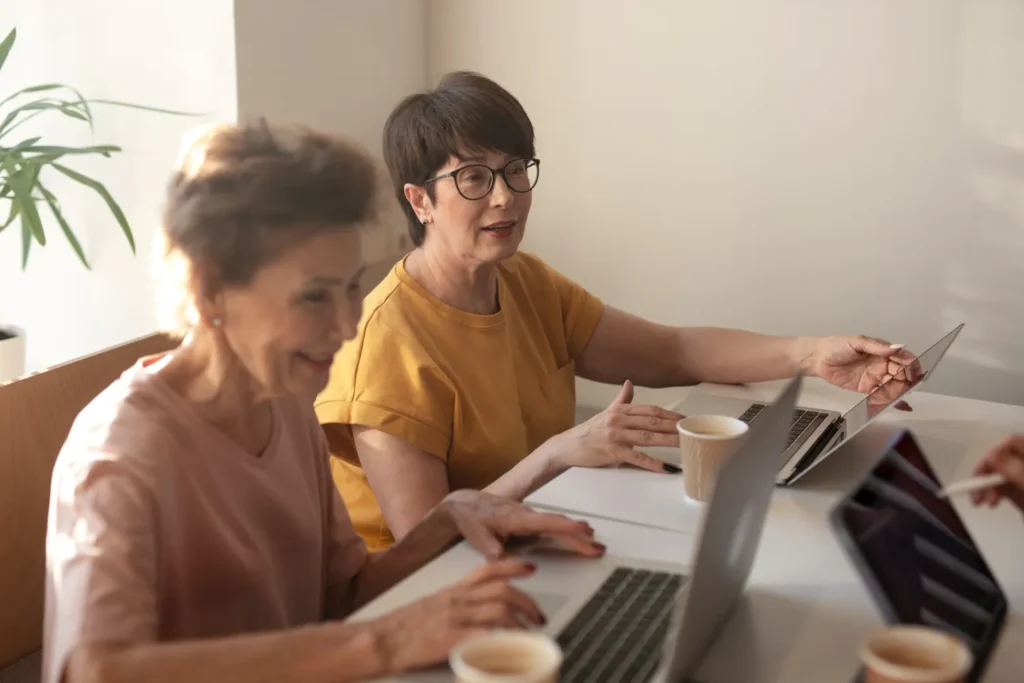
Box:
[42,122,603,683]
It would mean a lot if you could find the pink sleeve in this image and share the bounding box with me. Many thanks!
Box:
[313,423,367,607]
[43,458,159,683]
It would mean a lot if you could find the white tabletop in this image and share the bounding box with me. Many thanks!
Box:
[357,380,1024,682]
[536,380,1024,682]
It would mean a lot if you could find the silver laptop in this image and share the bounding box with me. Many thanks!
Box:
[676,324,963,487]
[481,373,802,683]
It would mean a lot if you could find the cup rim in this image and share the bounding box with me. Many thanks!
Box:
[676,414,750,441]
[449,630,563,682]
[860,625,973,682]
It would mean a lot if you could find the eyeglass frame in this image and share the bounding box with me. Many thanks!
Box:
[422,157,541,201]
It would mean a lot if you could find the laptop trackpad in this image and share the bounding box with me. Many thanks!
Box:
[530,591,572,622]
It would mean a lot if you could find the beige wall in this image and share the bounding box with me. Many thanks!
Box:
[429,0,1024,406]
[234,0,426,263]
[0,0,237,375]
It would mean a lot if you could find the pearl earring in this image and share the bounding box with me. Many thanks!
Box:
[212,317,222,327]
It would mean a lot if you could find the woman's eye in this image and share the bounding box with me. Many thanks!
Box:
[303,289,330,304]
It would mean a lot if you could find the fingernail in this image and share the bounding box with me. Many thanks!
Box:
[525,562,537,572]
[540,613,548,625]
[890,343,905,349]
[595,543,607,554]
[663,464,681,474]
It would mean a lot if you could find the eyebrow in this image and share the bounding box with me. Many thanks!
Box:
[308,264,366,287]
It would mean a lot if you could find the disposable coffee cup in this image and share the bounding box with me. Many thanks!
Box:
[450,631,563,683]
[676,415,749,502]
[860,625,973,683]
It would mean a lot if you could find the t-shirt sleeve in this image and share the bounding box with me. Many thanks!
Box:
[315,318,455,462]
[43,457,158,683]
[541,260,605,359]
[317,420,369,606]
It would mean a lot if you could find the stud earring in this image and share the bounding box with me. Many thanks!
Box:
[212,317,222,327]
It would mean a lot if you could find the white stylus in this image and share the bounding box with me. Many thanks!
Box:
[937,473,1007,499]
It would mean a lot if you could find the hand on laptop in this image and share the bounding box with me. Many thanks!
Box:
[369,558,546,672]
[806,335,922,410]
[543,380,683,475]
[443,489,607,560]
[971,434,1024,512]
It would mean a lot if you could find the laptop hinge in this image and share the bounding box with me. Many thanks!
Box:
[783,419,843,483]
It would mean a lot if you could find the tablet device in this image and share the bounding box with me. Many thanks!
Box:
[829,430,1007,683]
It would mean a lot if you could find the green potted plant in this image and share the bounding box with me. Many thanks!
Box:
[0,27,195,382]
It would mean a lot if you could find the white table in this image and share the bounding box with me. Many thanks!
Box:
[356,380,1024,682]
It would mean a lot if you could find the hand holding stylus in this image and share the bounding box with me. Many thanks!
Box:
[965,435,1024,512]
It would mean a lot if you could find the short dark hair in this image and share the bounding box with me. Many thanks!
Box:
[382,71,535,246]
[158,121,376,333]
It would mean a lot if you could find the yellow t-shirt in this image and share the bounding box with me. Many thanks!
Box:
[314,251,604,550]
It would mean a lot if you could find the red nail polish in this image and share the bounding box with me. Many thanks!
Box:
[525,562,537,572]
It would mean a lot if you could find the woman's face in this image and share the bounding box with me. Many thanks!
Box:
[214,227,365,397]
[409,149,534,265]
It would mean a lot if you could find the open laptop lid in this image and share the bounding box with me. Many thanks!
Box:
[658,373,802,681]
[787,323,964,484]
[828,430,1007,683]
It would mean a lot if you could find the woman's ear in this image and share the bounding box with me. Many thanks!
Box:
[189,258,225,328]
[404,183,433,225]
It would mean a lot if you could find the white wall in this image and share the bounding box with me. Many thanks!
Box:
[234,0,427,264]
[429,0,1024,406]
[0,0,237,373]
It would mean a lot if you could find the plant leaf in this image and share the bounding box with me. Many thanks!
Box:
[52,162,135,253]
[7,136,42,154]
[0,28,15,74]
[24,144,121,156]
[20,145,122,168]
[20,211,32,269]
[0,82,61,108]
[0,98,92,138]
[88,98,203,117]
[1,156,46,246]
[37,181,89,269]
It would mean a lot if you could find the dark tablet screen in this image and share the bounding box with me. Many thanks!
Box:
[832,432,1006,682]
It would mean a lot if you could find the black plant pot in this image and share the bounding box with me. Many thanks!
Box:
[0,325,26,383]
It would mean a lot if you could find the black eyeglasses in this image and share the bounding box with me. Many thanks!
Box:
[424,158,540,201]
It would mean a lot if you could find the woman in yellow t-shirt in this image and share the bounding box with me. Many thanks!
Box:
[315,72,919,550]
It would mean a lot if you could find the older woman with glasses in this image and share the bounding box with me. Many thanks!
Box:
[316,71,917,551]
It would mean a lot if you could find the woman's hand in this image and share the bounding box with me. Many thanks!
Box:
[371,559,545,673]
[805,335,922,410]
[544,380,682,474]
[971,435,1024,512]
[442,489,606,560]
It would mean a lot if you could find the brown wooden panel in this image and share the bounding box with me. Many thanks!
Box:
[0,334,178,669]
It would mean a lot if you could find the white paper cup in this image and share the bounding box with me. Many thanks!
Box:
[450,631,563,683]
[676,415,749,502]
[861,625,973,683]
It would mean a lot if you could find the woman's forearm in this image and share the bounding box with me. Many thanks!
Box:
[673,328,816,385]
[483,441,565,502]
[347,504,459,612]
[577,307,818,388]
[68,621,391,683]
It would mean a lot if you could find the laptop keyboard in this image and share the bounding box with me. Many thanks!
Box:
[557,567,686,683]
[739,403,828,449]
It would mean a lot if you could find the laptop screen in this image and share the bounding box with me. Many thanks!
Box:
[831,431,1007,682]
[837,324,963,442]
